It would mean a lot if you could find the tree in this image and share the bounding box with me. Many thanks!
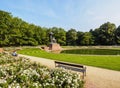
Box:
[34,27,49,45]
[95,22,116,45]
[115,26,120,45]
[90,28,100,45]
[76,31,84,45]
[8,17,23,46]
[1,10,120,46]
[81,32,94,45]
[0,10,12,46]
[66,29,77,45]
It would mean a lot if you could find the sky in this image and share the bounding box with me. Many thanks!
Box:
[0,0,120,32]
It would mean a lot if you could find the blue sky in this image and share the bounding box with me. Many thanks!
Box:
[0,0,120,31]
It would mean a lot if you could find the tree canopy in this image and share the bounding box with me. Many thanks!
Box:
[0,10,120,46]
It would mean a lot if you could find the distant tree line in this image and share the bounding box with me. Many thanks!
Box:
[0,10,120,46]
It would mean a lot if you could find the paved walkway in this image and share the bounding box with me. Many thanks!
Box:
[19,54,120,88]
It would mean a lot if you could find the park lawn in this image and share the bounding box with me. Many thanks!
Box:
[18,48,120,71]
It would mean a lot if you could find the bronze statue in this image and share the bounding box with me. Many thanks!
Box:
[49,32,56,43]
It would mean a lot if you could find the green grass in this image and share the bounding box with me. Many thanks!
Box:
[18,48,120,71]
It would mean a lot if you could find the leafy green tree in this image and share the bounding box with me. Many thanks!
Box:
[90,28,100,45]
[115,26,120,44]
[0,10,12,46]
[81,32,94,45]
[66,29,77,45]
[76,31,84,45]
[95,22,116,45]
[1,10,120,46]
[34,27,49,45]
[8,17,23,46]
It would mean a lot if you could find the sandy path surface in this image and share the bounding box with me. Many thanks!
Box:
[19,54,120,88]
[84,66,120,88]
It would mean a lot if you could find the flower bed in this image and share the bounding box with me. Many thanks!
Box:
[0,53,83,88]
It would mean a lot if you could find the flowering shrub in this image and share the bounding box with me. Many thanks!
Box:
[0,53,22,65]
[0,53,84,88]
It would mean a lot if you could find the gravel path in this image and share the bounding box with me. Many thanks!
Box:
[19,54,120,88]
[84,66,120,88]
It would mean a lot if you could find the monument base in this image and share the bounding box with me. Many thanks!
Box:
[48,43,61,51]
[0,48,4,53]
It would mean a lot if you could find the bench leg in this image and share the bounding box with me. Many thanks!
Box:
[82,72,85,79]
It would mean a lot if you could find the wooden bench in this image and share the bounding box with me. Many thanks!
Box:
[55,61,86,79]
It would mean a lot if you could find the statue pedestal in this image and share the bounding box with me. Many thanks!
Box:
[0,48,4,53]
[48,43,61,51]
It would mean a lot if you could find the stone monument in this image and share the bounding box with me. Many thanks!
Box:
[48,32,61,51]
[0,48,4,53]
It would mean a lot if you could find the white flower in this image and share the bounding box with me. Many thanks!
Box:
[0,79,7,83]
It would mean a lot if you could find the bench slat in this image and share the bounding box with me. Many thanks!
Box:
[55,61,84,68]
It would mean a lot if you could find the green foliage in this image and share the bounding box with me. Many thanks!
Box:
[92,22,116,45]
[1,10,120,46]
[76,31,84,45]
[115,26,120,44]
[0,54,83,88]
[80,32,94,45]
[66,29,77,45]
